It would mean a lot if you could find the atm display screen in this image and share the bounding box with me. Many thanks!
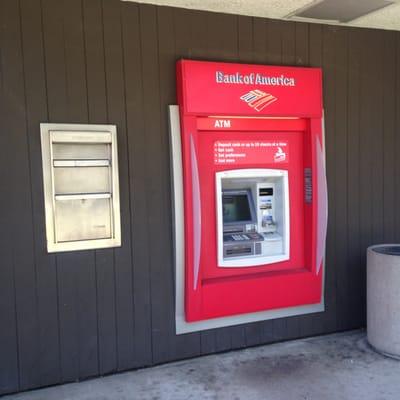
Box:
[223,192,253,223]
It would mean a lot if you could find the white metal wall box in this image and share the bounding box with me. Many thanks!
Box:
[40,123,121,252]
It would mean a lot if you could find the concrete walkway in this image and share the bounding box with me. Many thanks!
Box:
[4,330,400,400]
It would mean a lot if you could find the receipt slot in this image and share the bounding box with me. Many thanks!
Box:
[172,60,328,327]
[40,123,121,252]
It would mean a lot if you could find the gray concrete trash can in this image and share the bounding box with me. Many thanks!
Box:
[367,244,400,359]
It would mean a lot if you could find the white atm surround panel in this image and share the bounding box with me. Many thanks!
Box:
[40,123,121,253]
[216,169,290,268]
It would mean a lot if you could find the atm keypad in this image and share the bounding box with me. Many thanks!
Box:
[224,232,264,242]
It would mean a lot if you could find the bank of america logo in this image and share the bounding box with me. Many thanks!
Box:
[240,90,277,111]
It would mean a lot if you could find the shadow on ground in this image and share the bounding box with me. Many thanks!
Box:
[4,330,399,400]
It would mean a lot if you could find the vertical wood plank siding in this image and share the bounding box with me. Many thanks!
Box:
[0,0,396,394]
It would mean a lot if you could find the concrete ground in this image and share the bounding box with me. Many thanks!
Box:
[4,330,400,400]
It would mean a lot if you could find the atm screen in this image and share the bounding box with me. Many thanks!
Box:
[222,191,253,224]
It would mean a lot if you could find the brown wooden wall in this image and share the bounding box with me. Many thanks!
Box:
[1,0,399,394]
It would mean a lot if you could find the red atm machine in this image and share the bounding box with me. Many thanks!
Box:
[172,60,327,328]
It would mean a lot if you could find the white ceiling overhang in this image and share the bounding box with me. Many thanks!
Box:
[121,0,400,31]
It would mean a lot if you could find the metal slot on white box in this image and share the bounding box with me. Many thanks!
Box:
[55,197,112,242]
[53,166,111,194]
[52,143,110,159]
[40,123,121,252]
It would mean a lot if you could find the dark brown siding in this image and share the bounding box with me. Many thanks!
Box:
[0,0,398,394]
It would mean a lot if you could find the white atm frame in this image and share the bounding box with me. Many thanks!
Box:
[216,168,290,267]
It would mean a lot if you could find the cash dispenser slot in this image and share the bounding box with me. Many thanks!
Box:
[226,246,253,257]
